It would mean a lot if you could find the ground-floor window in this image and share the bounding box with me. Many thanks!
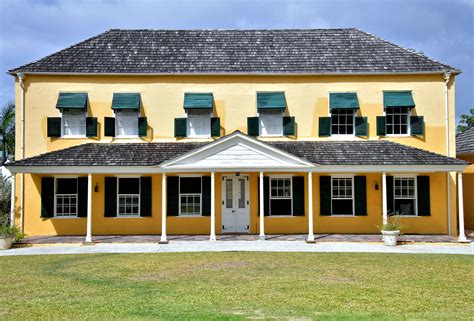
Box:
[394,177,417,216]
[117,177,140,216]
[269,177,292,215]
[55,178,78,217]
[179,177,202,216]
[331,176,353,215]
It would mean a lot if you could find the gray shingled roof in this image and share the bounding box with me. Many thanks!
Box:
[456,127,474,155]
[9,29,459,75]
[7,140,467,167]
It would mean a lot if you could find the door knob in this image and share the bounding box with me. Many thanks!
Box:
[232,210,236,213]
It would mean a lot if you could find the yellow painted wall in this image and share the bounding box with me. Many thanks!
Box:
[17,172,450,236]
[458,154,474,229]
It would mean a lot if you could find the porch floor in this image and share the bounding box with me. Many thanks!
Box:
[17,232,473,245]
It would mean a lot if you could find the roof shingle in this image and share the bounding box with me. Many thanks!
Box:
[456,127,474,155]
[9,29,459,75]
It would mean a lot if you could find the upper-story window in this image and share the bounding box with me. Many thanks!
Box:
[106,93,146,138]
[175,93,219,139]
[115,110,139,137]
[386,107,410,135]
[188,109,211,138]
[259,109,283,136]
[55,93,88,138]
[251,92,295,137]
[329,93,359,136]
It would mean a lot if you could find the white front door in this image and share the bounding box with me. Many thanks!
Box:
[222,175,250,233]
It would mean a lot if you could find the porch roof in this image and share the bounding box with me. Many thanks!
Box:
[6,133,468,173]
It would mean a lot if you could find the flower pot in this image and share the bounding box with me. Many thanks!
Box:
[381,230,400,246]
[0,235,14,250]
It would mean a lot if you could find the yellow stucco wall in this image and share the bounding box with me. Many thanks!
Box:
[16,172,450,236]
[458,154,474,230]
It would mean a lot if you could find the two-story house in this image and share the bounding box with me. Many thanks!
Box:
[6,29,469,243]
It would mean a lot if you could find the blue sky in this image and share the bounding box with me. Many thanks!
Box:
[1,0,473,118]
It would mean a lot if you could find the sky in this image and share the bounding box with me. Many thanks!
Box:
[0,0,473,119]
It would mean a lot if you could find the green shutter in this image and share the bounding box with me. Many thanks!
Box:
[104,117,115,137]
[329,93,359,110]
[140,177,152,217]
[86,117,98,137]
[283,116,296,136]
[56,93,88,110]
[376,116,386,136]
[167,176,179,216]
[174,118,187,138]
[247,117,259,136]
[292,176,305,216]
[202,177,211,216]
[47,117,61,137]
[211,117,220,137]
[417,176,431,216]
[77,177,88,217]
[104,177,117,217]
[112,93,140,110]
[41,177,54,218]
[355,117,368,137]
[354,176,367,216]
[138,117,148,137]
[184,93,214,109]
[410,116,424,136]
[319,117,331,137]
[257,92,286,110]
[383,91,415,108]
[386,176,394,214]
[263,176,270,216]
[319,176,331,215]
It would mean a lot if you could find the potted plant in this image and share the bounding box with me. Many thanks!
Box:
[0,224,19,250]
[379,214,404,246]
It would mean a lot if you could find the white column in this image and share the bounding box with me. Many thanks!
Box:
[457,172,468,242]
[307,172,315,242]
[382,172,388,225]
[210,172,216,241]
[259,172,265,240]
[85,174,92,243]
[160,173,168,243]
[10,174,15,227]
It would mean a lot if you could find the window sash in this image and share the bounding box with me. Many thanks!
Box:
[187,110,211,138]
[259,110,283,136]
[62,110,86,137]
[386,107,410,135]
[394,178,415,199]
[55,194,78,217]
[331,109,355,135]
[115,111,138,137]
[270,178,292,199]
[179,193,202,216]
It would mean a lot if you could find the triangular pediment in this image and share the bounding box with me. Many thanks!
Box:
[161,132,313,170]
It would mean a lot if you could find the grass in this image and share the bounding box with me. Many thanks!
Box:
[0,252,473,320]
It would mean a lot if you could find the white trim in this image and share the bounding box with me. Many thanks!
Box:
[330,176,355,216]
[160,173,168,243]
[114,109,139,138]
[393,175,418,216]
[384,106,411,137]
[259,172,265,240]
[116,177,141,217]
[53,177,79,218]
[85,173,92,243]
[269,177,293,216]
[257,109,284,137]
[457,172,468,242]
[61,109,87,138]
[178,176,204,217]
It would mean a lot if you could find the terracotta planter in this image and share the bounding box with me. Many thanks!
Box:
[381,230,400,246]
[0,235,14,250]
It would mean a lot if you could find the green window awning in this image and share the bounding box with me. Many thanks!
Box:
[184,93,214,109]
[329,93,359,110]
[257,92,286,110]
[56,93,88,109]
[112,93,141,110]
[383,91,415,108]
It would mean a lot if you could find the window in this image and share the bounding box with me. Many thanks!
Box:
[117,178,140,216]
[62,110,86,137]
[115,110,138,137]
[179,177,202,216]
[187,109,211,138]
[331,177,353,215]
[394,177,416,216]
[269,177,292,216]
[259,110,283,136]
[331,109,354,135]
[55,178,78,217]
[386,107,410,135]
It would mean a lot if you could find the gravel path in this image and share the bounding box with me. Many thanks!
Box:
[1,241,472,256]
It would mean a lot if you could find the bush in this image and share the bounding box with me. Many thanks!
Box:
[378,214,405,232]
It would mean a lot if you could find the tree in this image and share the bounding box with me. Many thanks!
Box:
[0,102,15,165]
[456,108,474,135]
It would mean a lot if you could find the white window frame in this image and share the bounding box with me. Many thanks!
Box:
[330,109,356,136]
[393,175,418,217]
[116,177,141,217]
[186,109,212,138]
[330,175,355,216]
[54,177,79,218]
[269,176,293,216]
[115,110,139,138]
[178,176,203,217]
[384,107,411,137]
[61,110,87,138]
[258,109,284,137]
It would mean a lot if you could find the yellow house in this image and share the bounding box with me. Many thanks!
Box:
[456,127,474,231]
[5,29,470,243]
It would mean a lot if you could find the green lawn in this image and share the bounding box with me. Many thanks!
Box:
[0,253,473,320]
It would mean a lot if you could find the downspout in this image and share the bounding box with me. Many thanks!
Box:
[17,73,25,234]
[444,71,451,235]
